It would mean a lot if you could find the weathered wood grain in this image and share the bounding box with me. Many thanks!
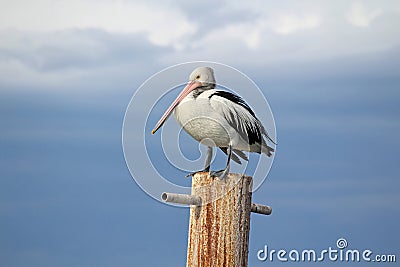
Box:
[186,172,252,267]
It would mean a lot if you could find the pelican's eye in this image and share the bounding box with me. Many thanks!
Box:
[196,75,200,79]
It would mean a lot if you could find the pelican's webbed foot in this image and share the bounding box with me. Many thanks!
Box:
[185,166,210,178]
[209,169,229,180]
[186,145,231,180]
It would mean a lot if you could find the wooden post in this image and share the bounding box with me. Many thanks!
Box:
[186,172,252,267]
[161,173,272,266]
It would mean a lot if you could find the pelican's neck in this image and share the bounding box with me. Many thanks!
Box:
[190,88,206,99]
[191,83,214,99]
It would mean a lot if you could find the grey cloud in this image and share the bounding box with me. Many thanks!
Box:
[0,29,170,72]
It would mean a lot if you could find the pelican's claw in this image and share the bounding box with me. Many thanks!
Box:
[185,167,210,178]
[209,169,228,180]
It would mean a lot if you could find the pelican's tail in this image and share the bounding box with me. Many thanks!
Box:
[260,130,276,157]
[219,147,249,165]
[261,143,275,157]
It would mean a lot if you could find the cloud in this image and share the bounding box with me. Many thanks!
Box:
[156,1,400,67]
[347,2,383,27]
[268,14,320,35]
[186,12,321,51]
[0,0,196,49]
[1,0,400,92]
[0,29,168,71]
[0,28,172,91]
[190,20,265,50]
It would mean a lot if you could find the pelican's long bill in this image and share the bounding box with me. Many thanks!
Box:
[151,81,201,134]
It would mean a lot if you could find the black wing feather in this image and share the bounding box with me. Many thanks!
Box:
[209,91,262,145]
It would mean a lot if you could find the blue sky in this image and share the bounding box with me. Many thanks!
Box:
[1,1,400,266]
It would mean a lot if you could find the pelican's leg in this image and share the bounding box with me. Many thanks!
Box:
[210,145,231,179]
[203,146,213,172]
[186,146,213,177]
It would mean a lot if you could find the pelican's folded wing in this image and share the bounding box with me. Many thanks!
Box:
[208,90,263,145]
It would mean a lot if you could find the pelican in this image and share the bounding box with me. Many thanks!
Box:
[152,67,275,179]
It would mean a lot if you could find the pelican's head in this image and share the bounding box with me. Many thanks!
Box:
[151,66,216,134]
[189,66,216,89]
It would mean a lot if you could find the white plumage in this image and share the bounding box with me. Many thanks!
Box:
[152,67,275,178]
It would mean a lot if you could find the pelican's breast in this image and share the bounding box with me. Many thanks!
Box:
[174,98,231,147]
